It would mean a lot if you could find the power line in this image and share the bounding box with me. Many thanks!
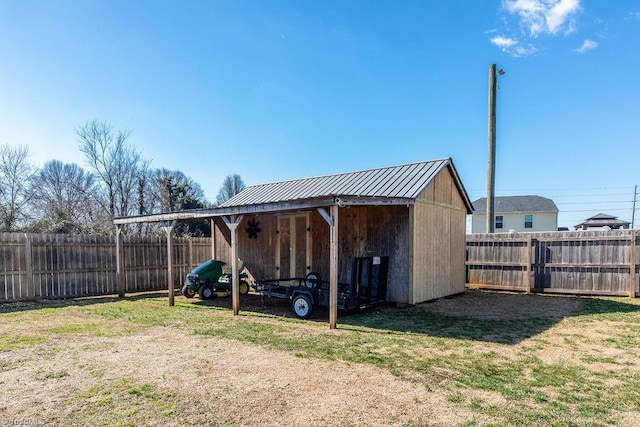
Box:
[555,200,633,205]
[559,208,634,212]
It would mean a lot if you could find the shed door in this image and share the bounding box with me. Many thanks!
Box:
[276,213,311,279]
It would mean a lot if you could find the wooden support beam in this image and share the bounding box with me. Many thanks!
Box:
[329,204,339,329]
[223,215,244,315]
[210,218,216,259]
[162,220,177,306]
[317,207,333,226]
[115,226,125,299]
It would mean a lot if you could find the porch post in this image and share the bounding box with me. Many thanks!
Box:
[317,206,340,329]
[329,205,339,329]
[223,215,244,315]
[163,220,177,306]
[210,218,216,259]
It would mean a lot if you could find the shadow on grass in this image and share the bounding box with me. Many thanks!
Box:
[578,297,640,316]
[339,304,559,345]
[339,291,640,345]
[0,291,169,314]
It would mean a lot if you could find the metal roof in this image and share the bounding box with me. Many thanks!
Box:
[220,158,472,212]
[113,158,472,225]
[472,195,558,214]
[574,213,630,229]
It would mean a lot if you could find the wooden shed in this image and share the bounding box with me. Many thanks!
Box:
[115,157,473,328]
[213,158,471,302]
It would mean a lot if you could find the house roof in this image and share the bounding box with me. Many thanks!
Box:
[220,157,473,213]
[574,213,630,228]
[586,213,618,220]
[472,195,558,214]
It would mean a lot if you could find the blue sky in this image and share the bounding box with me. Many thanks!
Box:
[1,0,639,228]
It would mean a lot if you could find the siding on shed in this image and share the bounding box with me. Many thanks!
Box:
[211,206,410,303]
[334,205,409,303]
[410,168,467,304]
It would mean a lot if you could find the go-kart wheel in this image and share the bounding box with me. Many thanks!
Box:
[292,294,314,319]
[182,285,196,298]
[199,284,214,300]
[239,280,250,295]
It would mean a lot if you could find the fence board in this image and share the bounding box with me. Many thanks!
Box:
[0,233,213,302]
[467,230,639,297]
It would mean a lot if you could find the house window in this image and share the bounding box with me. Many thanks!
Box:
[524,214,533,229]
[495,215,503,229]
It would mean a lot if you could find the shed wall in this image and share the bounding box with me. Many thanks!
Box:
[212,206,410,303]
[335,205,410,303]
[411,168,467,303]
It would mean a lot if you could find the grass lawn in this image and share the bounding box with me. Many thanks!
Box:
[1,290,639,426]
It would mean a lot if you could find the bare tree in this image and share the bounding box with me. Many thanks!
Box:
[77,120,147,220]
[216,174,246,205]
[28,160,105,233]
[0,144,35,231]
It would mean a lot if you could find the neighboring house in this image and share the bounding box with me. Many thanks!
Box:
[574,213,630,230]
[470,195,559,233]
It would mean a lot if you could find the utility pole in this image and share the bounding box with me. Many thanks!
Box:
[632,185,637,229]
[486,64,498,233]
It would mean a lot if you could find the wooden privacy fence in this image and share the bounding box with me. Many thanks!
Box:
[466,230,639,297]
[0,233,212,303]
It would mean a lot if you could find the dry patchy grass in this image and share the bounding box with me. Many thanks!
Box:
[1,290,639,426]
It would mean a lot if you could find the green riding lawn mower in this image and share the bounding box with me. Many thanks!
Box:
[182,259,250,300]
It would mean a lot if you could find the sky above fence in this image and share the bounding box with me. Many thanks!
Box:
[1,0,638,228]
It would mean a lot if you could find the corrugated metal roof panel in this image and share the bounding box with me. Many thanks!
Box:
[220,158,470,210]
[395,161,442,198]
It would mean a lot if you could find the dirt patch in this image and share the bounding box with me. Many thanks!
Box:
[0,327,481,426]
[418,290,582,320]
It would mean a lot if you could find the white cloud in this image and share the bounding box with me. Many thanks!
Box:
[513,44,538,57]
[490,36,537,57]
[503,0,582,37]
[490,36,518,48]
[492,0,585,57]
[574,39,598,53]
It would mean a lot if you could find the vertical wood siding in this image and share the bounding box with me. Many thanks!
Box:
[467,230,639,297]
[213,206,410,303]
[411,168,468,304]
[0,233,212,302]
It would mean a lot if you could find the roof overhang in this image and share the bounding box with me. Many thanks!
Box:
[113,195,416,225]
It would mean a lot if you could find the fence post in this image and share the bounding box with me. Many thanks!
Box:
[24,233,34,300]
[630,230,637,298]
[116,226,125,298]
[524,234,532,293]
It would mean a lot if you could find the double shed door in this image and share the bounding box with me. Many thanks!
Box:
[276,213,312,280]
